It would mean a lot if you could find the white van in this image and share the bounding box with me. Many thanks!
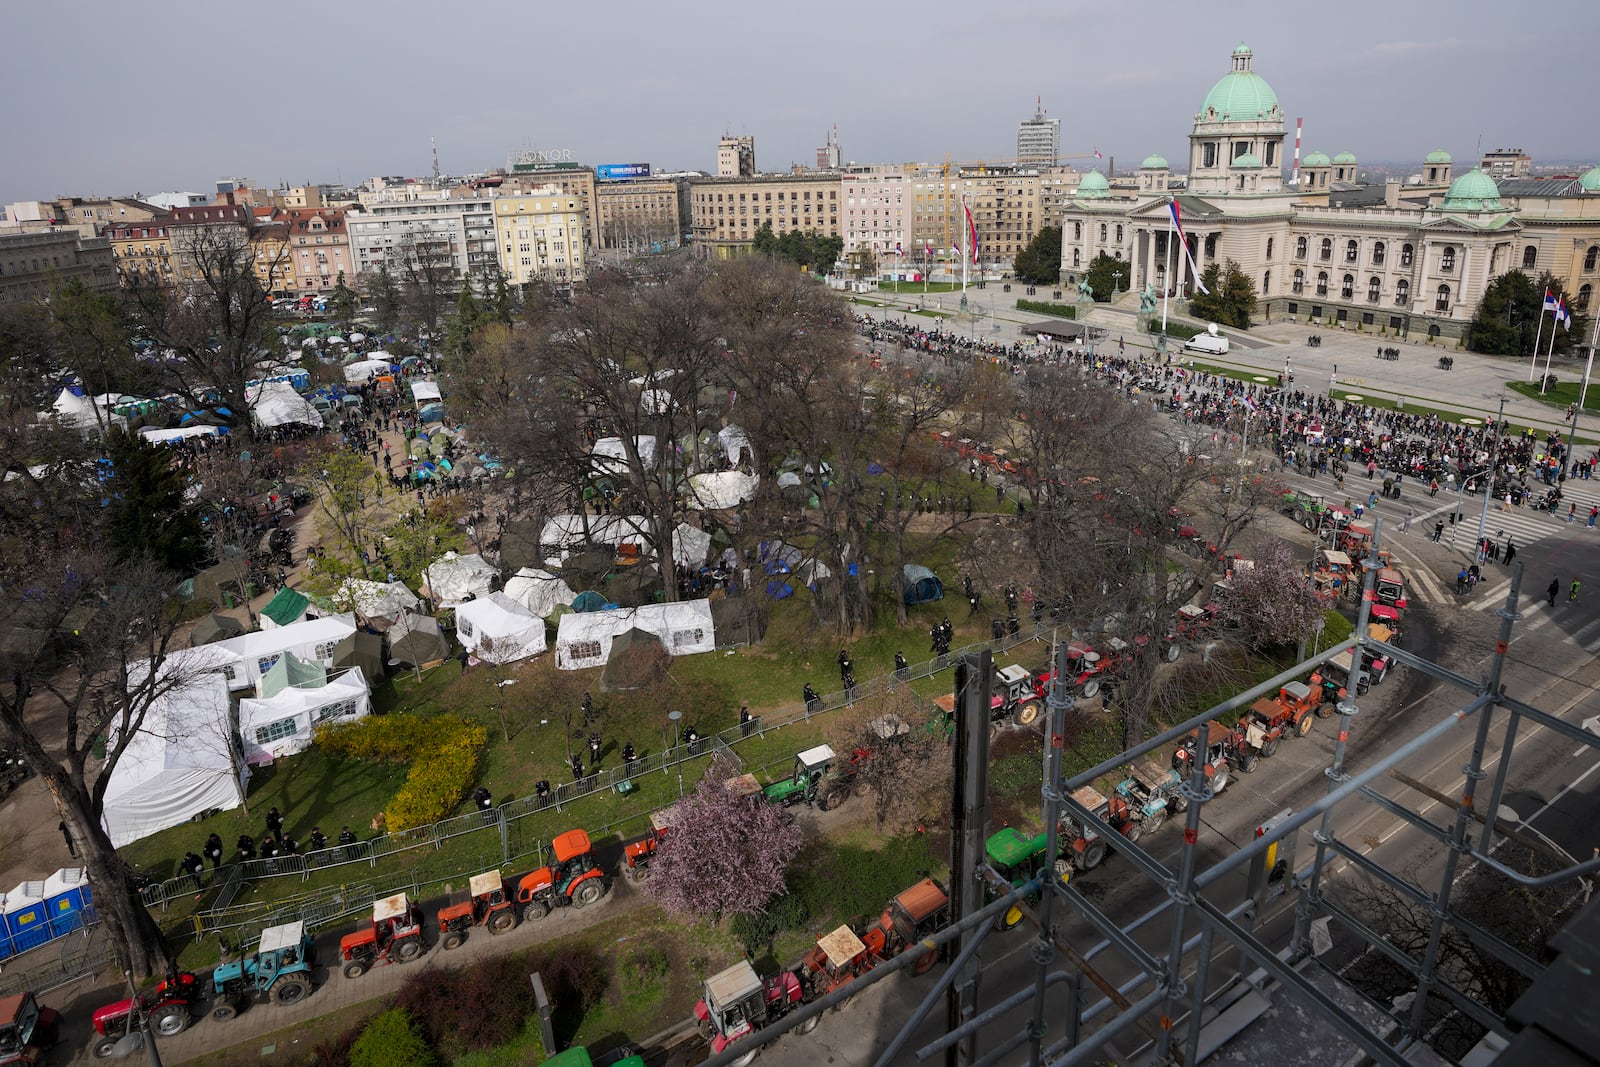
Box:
[1183,327,1230,355]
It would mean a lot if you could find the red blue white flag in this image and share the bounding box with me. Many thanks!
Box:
[1169,200,1210,294]
[964,203,979,263]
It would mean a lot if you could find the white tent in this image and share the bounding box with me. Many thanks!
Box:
[688,471,759,510]
[324,578,420,621]
[672,523,713,568]
[410,380,442,404]
[455,593,546,663]
[139,425,222,444]
[48,389,123,434]
[237,667,371,764]
[247,381,322,429]
[502,568,576,618]
[554,599,715,670]
[592,436,657,473]
[538,514,649,564]
[424,552,498,606]
[640,389,673,415]
[101,674,249,847]
[204,615,357,691]
[718,425,754,466]
[343,358,394,384]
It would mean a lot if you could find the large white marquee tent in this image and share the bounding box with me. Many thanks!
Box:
[554,599,715,670]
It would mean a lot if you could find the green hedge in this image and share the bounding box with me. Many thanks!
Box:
[1016,300,1076,318]
[315,715,488,831]
[1147,321,1203,341]
[351,1009,436,1067]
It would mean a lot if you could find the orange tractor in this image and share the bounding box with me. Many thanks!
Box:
[1231,681,1321,770]
[340,893,426,978]
[437,871,516,949]
[517,829,609,921]
[622,808,677,882]
[860,878,950,975]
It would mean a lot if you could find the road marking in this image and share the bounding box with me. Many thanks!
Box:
[1527,758,1600,822]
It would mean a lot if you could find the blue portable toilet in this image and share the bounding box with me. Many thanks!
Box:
[42,868,90,937]
[3,881,50,952]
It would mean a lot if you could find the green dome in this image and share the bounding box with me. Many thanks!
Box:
[1581,165,1600,192]
[1200,44,1279,121]
[1302,150,1331,167]
[1425,149,1452,164]
[1332,151,1357,165]
[1230,152,1262,169]
[1442,168,1504,212]
[1077,170,1111,198]
[1141,154,1169,169]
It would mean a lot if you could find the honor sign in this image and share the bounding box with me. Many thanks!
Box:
[513,149,582,172]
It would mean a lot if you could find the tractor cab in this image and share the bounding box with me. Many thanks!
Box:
[1059,785,1114,871]
[1059,642,1105,698]
[1313,549,1354,590]
[1368,603,1403,643]
[694,960,805,1058]
[761,744,837,806]
[1172,604,1212,640]
[984,827,1055,930]
[0,993,58,1066]
[1316,650,1364,699]
[623,806,677,881]
[517,830,608,920]
[211,920,315,1017]
[437,871,515,948]
[1374,567,1407,608]
[1339,522,1375,560]
[1173,723,1236,781]
[803,925,873,996]
[340,894,425,977]
[882,879,950,953]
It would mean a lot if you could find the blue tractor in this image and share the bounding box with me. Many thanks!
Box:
[210,920,316,1020]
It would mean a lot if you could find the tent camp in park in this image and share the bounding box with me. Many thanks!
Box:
[189,613,245,647]
[247,381,322,430]
[496,521,543,572]
[423,552,498,607]
[259,587,311,629]
[388,613,450,668]
[569,590,611,613]
[688,471,758,510]
[455,593,546,664]
[554,599,715,670]
[538,514,649,565]
[717,424,754,466]
[48,389,125,434]
[502,568,576,618]
[193,559,252,609]
[198,615,359,692]
[100,673,248,847]
[237,665,371,764]
[343,358,393,384]
[591,436,658,474]
[333,632,385,681]
[901,564,945,605]
[409,380,442,406]
[600,627,670,690]
[319,578,420,626]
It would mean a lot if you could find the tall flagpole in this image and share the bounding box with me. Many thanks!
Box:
[960,193,968,295]
[1540,308,1561,393]
[1529,296,1548,382]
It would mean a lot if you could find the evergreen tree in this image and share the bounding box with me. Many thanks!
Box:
[1187,259,1257,329]
[1468,271,1584,357]
[1012,226,1062,285]
[100,428,203,572]
[1084,253,1124,302]
[331,271,358,323]
[444,284,484,358]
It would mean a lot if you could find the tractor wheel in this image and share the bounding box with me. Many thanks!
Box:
[728,1050,759,1067]
[1211,765,1231,796]
[797,1013,822,1034]
[1298,712,1316,736]
[1163,643,1181,663]
[522,901,549,924]
[572,879,605,908]
[1144,810,1167,835]
[487,909,515,934]
[1080,679,1100,700]
[394,937,424,963]
[1260,736,1281,758]
[443,932,465,951]
[911,946,939,975]
[1316,700,1336,719]
[995,904,1025,932]
[1015,701,1042,726]
[210,999,240,1022]
[342,960,369,980]
[1238,754,1259,774]
[627,865,649,883]
[821,786,848,811]
[1079,840,1108,871]
[1124,824,1143,846]
[92,1035,122,1059]
[153,1004,190,1036]
[273,977,312,1006]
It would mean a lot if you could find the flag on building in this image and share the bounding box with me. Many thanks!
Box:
[1094,149,1104,159]
[963,203,979,263]
[1542,288,1558,313]
[895,242,903,257]
[1556,297,1572,330]
[1168,201,1210,294]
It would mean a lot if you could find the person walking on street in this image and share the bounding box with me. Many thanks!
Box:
[1569,503,1578,523]
[1571,579,1582,603]
[1503,539,1516,567]
[1590,505,1599,528]
[1402,509,1413,534]
[1547,578,1561,607]
[1433,520,1445,543]
[1501,493,1513,513]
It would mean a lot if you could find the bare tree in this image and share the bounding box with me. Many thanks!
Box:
[825,689,950,832]
[123,221,289,445]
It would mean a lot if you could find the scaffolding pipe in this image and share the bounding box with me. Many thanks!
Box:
[1181,923,1218,1067]
[1028,643,1074,1067]
[1044,986,1169,1067]
[1076,898,1254,1028]
[1406,564,1521,1041]
[873,907,997,1067]
[915,970,1075,1059]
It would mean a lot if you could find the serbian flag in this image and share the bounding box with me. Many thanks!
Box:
[924,240,934,257]
[1243,393,1259,413]
[1169,200,1210,294]
[1542,288,1558,313]
[1094,149,1104,159]
[1556,297,1573,330]
[963,202,979,262]
[895,241,903,257]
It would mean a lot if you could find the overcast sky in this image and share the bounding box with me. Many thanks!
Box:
[3,0,1594,202]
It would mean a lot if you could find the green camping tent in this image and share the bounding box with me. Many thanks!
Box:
[261,587,311,627]
[258,651,327,698]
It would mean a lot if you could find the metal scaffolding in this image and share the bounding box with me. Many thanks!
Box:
[695,519,1600,1067]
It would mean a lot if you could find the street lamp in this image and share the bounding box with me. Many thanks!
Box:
[664,709,681,774]
[1472,393,1510,557]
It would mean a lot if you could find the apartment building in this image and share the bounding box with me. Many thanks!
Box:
[689,173,841,258]
[493,189,588,287]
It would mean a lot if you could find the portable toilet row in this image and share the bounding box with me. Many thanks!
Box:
[0,869,92,959]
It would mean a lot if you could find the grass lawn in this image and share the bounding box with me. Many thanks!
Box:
[874,281,968,293]
[1508,378,1600,413]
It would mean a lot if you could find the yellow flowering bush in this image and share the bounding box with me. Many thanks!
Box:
[315,716,488,831]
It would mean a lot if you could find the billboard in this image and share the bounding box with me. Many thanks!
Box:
[597,163,651,180]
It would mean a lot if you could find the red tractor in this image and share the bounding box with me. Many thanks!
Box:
[1172,723,1237,797]
[622,807,677,882]
[1054,642,1107,699]
[695,960,814,1066]
[437,871,516,949]
[1373,566,1408,609]
[90,971,204,1058]
[339,892,426,978]
[1232,681,1321,769]
[801,925,876,998]
[0,993,58,1066]
[859,878,950,975]
[517,829,609,921]
[933,663,1047,727]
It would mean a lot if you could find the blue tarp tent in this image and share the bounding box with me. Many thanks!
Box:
[901,564,944,605]
[571,590,611,613]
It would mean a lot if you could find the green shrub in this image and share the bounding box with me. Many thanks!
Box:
[730,892,811,955]
[1016,299,1076,318]
[315,715,487,830]
[350,1008,435,1067]
[619,945,671,999]
[393,954,535,1055]
[1147,321,1203,341]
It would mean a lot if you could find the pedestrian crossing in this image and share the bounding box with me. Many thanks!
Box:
[1467,592,1600,652]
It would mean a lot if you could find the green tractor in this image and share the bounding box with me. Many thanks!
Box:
[984,827,1066,931]
[736,745,854,811]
